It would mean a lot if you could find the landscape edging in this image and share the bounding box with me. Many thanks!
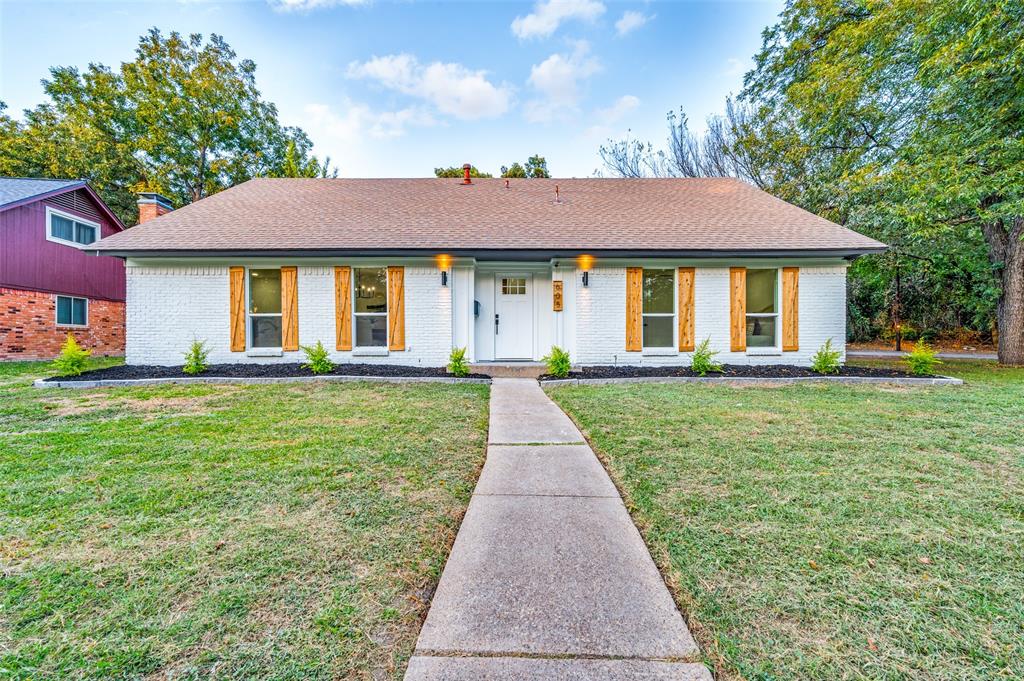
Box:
[540,375,963,387]
[35,375,491,389]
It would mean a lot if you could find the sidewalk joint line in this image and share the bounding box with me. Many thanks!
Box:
[412,648,702,664]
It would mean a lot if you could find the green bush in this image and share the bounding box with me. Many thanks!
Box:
[542,346,572,378]
[690,337,723,376]
[810,338,842,375]
[905,341,942,376]
[52,333,92,376]
[300,340,335,374]
[182,339,210,375]
[447,347,470,377]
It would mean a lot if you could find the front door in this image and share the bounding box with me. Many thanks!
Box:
[494,274,533,359]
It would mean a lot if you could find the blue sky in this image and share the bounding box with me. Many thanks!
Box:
[0,0,782,177]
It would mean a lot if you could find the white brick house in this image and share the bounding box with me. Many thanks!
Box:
[93,173,885,368]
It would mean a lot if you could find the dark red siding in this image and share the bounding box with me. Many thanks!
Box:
[0,195,125,301]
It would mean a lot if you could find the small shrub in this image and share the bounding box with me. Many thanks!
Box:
[447,346,470,377]
[182,339,210,375]
[300,340,335,374]
[542,346,572,378]
[810,338,842,375]
[52,333,92,376]
[690,337,722,376]
[905,341,941,376]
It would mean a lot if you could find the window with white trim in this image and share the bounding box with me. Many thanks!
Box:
[47,208,98,247]
[354,267,388,347]
[642,268,674,348]
[248,269,282,348]
[746,268,779,348]
[55,295,88,326]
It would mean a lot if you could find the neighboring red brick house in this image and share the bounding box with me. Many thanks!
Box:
[0,178,131,360]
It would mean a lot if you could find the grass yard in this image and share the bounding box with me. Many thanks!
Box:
[0,360,489,680]
[548,360,1024,680]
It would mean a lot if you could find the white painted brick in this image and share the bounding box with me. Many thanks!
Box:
[126,265,451,366]
[572,265,848,367]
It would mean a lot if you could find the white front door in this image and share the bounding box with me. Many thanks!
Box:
[494,274,533,359]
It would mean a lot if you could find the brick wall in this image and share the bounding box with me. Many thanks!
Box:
[0,287,125,360]
[573,264,848,366]
[126,265,452,366]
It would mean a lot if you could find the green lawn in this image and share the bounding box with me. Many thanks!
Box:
[0,360,489,680]
[548,360,1024,680]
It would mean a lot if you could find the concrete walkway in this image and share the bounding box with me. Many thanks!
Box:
[405,379,711,680]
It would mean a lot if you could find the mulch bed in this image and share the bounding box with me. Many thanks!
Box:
[44,363,488,382]
[541,364,935,380]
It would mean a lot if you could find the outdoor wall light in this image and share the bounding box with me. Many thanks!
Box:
[441,270,448,286]
[578,254,594,287]
[436,254,452,287]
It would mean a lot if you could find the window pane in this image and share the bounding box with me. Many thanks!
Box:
[501,278,526,295]
[249,269,282,314]
[71,298,87,325]
[51,215,74,241]
[356,315,387,347]
[746,315,776,347]
[643,269,674,314]
[56,296,71,325]
[251,316,282,347]
[75,223,96,245]
[643,315,673,347]
[746,269,777,314]
[355,268,387,313]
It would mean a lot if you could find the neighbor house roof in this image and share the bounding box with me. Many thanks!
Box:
[92,177,886,257]
[0,177,126,230]
[0,178,85,209]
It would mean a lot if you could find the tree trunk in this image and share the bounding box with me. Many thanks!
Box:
[997,221,1024,365]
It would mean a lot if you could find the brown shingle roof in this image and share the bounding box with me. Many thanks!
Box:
[93,177,885,255]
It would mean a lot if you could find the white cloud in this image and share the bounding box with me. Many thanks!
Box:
[525,41,601,122]
[585,94,640,137]
[614,10,652,36]
[269,0,368,11]
[511,0,605,40]
[304,101,436,141]
[723,57,748,77]
[347,54,512,120]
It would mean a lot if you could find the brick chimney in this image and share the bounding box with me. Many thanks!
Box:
[137,192,173,224]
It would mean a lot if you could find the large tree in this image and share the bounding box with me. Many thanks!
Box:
[0,29,324,225]
[744,0,1023,364]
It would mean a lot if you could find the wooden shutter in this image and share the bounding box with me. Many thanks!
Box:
[334,266,352,351]
[782,267,799,351]
[387,266,405,351]
[678,267,695,352]
[229,266,246,352]
[625,267,643,352]
[729,267,747,352]
[281,266,299,351]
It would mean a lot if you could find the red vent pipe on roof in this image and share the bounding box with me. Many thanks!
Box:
[462,163,472,185]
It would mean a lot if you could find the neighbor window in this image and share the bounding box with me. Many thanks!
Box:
[354,267,388,347]
[746,268,778,348]
[248,269,282,348]
[642,268,674,348]
[55,295,87,326]
[47,208,98,247]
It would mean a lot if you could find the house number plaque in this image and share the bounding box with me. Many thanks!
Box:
[552,281,564,311]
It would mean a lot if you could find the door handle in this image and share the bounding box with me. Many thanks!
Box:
[495,313,500,335]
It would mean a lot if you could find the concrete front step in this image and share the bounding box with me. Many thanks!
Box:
[405,657,713,680]
[470,363,547,378]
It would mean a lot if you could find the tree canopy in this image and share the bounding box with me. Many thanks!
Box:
[434,165,493,178]
[0,29,328,225]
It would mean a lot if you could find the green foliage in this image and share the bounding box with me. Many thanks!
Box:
[501,155,551,178]
[0,29,324,225]
[182,339,210,375]
[434,165,492,178]
[810,338,842,375]
[300,340,335,375]
[689,337,723,376]
[447,347,470,377]
[51,333,92,376]
[905,341,942,376]
[273,139,337,178]
[542,346,572,378]
[500,162,526,178]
